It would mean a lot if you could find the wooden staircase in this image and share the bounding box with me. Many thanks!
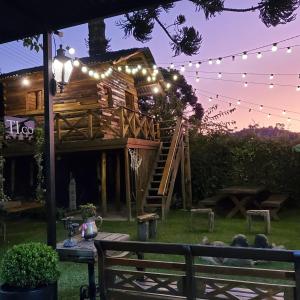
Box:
[143,118,192,219]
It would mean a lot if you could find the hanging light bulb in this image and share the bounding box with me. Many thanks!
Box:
[126,68,132,74]
[216,58,222,65]
[180,65,185,72]
[271,43,278,52]
[68,47,75,55]
[173,74,178,81]
[282,110,286,115]
[152,76,156,81]
[232,56,235,61]
[269,83,274,89]
[137,64,142,70]
[267,113,271,119]
[196,77,200,82]
[209,97,212,102]
[244,82,248,87]
[147,76,151,82]
[101,73,106,79]
[218,72,222,78]
[237,100,241,105]
[296,86,300,91]
[142,68,147,75]
[166,82,171,89]
[269,74,274,80]
[94,72,100,79]
[153,64,157,70]
[153,86,159,94]
[73,59,80,67]
[242,73,247,78]
[170,63,175,69]
[117,66,122,72]
[242,52,248,60]
[260,105,263,110]
[208,59,213,65]
[257,52,262,59]
[249,109,252,112]
[188,61,193,67]
[288,118,291,122]
[287,47,292,54]
[196,62,201,68]
[81,66,88,73]
[21,78,30,86]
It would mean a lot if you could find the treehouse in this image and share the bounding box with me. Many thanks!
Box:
[0,47,192,220]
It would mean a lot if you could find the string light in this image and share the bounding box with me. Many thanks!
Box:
[180,65,185,72]
[282,110,286,115]
[242,73,247,78]
[166,82,171,89]
[21,78,30,86]
[73,59,80,67]
[153,86,159,93]
[269,83,274,89]
[244,82,248,87]
[117,66,122,71]
[153,65,157,70]
[287,47,292,54]
[196,62,200,68]
[260,105,263,110]
[269,74,274,80]
[142,68,147,75]
[188,61,193,67]
[297,86,300,91]
[147,76,151,82]
[257,52,262,59]
[216,58,222,65]
[209,97,212,102]
[288,118,291,122]
[68,47,75,55]
[81,66,88,73]
[94,72,100,79]
[218,72,222,78]
[173,74,178,81]
[170,63,175,69]
[208,59,213,65]
[242,52,248,60]
[237,100,241,105]
[267,113,271,119]
[271,43,278,52]
[88,70,94,77]
[196,77,200,82]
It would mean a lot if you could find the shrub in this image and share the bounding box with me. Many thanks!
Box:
[0,242,59,288]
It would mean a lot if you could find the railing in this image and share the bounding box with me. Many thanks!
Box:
[20,107,159,143]
[95,240,300,300]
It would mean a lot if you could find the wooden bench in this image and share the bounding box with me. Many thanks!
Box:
[246,210,271,234]
[95,240,300,300]
[261,194,288,220]
[137,213,159,241]
[198,194,226,208]
[190,208,214,232]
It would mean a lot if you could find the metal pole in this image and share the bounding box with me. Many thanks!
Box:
[43,32,56,248]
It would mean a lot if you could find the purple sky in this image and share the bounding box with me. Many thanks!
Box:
[1,0,300,131]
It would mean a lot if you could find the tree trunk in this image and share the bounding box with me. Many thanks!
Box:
[88,18,110,57]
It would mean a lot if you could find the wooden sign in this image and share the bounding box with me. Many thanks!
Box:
[4,116,35,140]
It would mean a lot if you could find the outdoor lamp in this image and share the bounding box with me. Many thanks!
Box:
[53,44,73,93]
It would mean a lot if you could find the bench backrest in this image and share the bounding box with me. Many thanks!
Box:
[95,241,300,300]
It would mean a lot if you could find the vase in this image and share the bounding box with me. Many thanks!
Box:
[82,217,102,240]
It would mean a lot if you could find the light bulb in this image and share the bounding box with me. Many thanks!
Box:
[170,63,175,69]
[180,65,185,72]
[282,110,286,115]
[94,72,99,79]
[218,72,222,78]
[242,52,248,60]
[288,118,291,122]
[101,74,105,79]
[260,105,263,110]
[216,58,222,65]
[88,70,94,77]
[287,47,292,54]
[271,43,278,52]
[196,62,200,68]
[147,76,151,82]
[173,74,178,81]
[209,97,212,102]
[267,114,271,119]
[68,47,75,55]
[296,86,300,91]
[166,83,171,89]
[153,65,157,70]
[142,69,147,75]
[257,52,262,59]
[137,65,142,70]
[73,60,80,67]
[153,86,159,94]
[188,61,193,67]
[152,76,156,81]
[269,83,274,89]
[117,66,122,72]
[208,59,213,65]
[237,100,241,105]
[126,68,132,74]
[196,77,200,82]
[21,78,30,86]
[269,74,274,80]
[244,82,248,87]
[242,73,247,78]
[81,66,88,73]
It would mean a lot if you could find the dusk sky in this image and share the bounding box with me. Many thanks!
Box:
[1,0,300,131]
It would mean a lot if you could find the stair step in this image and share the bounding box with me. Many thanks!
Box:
[152,181,161,184]
[158,160,166,163]
[147,196,162,199]
[160,127,175,131]
[149,188,159,192]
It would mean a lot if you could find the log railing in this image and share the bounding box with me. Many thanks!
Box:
[25,107,159,143]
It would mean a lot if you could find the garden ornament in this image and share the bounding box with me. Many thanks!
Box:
[62,217,79,247]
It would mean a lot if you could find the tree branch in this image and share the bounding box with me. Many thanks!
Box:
[222,4,264,12]
[154,16,177,44]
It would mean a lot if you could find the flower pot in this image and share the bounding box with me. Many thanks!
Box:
[0,282,57,300]
[81,217,103,240]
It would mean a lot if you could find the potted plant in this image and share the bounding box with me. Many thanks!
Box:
[79,203,102,240]
[0,242,59,300]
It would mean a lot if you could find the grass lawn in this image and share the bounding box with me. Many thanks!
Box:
[1,208,300,299]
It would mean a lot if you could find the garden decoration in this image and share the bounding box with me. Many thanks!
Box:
[79,203,102,240]
[0,242,59,300]
[62,217,79,247]
[128,148,142,174]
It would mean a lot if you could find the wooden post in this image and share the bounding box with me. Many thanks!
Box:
[43,32,56,248]
[294,251,300,300]
[101,152,107,216]
[124,147,131,221]
[181,141,186,210]
[10,159,16,196]
[115,153,121,211]
[184,133,193,210]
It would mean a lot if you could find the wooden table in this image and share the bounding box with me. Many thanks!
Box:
[218,186,266,218]
[57,232,130,300]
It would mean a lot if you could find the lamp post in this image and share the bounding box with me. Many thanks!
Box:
[52,44,73,93]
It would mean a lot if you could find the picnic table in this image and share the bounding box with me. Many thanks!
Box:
[56,231,130,300]
[218,186,266,218]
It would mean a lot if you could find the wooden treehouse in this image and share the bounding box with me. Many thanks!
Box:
[0,47,192,220]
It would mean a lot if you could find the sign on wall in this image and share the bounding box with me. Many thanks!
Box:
[4,116,35,140]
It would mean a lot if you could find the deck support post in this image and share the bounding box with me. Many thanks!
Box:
[101,152,107,216]
[43,32,56,249]
[124,147,131,221]
[115,152,121,211]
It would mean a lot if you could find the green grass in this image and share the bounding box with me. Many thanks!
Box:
[1,209,300,299]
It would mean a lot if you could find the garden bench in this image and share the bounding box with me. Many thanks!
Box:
[198,194,226,208]
[246,209,271,234]
[190,208,214,232]
[261,194,288,220]
[95,240,300,300]
[137,213,159,241]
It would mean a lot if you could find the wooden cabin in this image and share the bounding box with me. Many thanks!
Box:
[0,47,192,220]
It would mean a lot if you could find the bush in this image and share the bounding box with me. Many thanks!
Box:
[0,242,59,289]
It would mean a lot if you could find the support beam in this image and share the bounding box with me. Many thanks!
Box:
[124,147,131,221]
[101,152,107,216]
[184,133,192,210]
[43,32,56,248]
[10,159,15,196]
[115,152,121,211]
[181,141,186,210]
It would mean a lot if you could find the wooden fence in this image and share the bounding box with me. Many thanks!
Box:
[95,240,300,300]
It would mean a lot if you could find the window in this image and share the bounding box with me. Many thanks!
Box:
[103,86,113,107]
[26,90,43,111]
[125,91,135,110]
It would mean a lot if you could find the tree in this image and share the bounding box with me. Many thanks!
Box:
[22,0,299,56]
[139,68,204,122]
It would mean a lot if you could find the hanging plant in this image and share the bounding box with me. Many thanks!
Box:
[0,121,10,202]
[34,126,45,203]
